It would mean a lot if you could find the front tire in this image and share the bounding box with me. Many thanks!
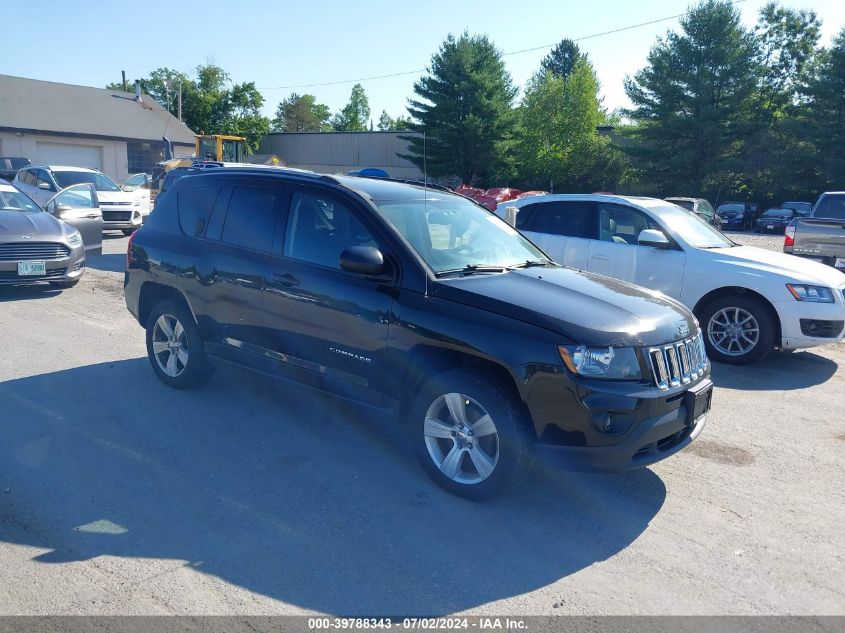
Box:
[409,369,532,500]
[698,295,776,365]
[145,299,212,389]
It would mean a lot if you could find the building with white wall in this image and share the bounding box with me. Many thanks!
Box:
[0,74,195,182]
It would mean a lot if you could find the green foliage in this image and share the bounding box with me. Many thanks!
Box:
[331,84,371,131]
[516,61,625,191]
[402,32,517,185]
[377,110,413,131]
[540,39,588,80]
[624,0,759,198]
[272,93,331,132]
[108,64,270,153]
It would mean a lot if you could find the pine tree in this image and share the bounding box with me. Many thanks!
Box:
[540,39,587,80]
[331,84,371,131]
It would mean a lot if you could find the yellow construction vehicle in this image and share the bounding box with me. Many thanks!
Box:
[195,134,246,162]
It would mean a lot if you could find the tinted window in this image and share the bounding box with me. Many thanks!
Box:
[35,169,55,190]
[597,203,659,245]
[10,158,29,169]
[53,170,120,192]
[668,199,694,211]
[219,186,279,251]
[178,185,221,237]
[284,190,378,270]
[19,169,35,185]
[814,195,845,220]
[517,201,593,238]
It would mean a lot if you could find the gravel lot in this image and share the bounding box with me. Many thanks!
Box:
[0,232,843,616]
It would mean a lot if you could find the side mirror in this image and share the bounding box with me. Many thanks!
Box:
[503,205,518,227]
[339,246,386,276]
[122,185,137,192]
[38,182,52,190]
[638,229,671,249]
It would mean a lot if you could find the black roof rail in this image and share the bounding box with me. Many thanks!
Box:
[343,173,454,193]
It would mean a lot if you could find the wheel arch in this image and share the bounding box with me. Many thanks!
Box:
[692,286,782,347]
[137,282,196,328]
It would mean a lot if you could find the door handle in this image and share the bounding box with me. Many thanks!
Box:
[85,214,100,219]
[592,254,609,261]
[271,272,300,287]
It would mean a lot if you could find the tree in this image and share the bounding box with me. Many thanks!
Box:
[272,93,331,132]
[331,83,371,131]
[377,110,413,131]
[106,63,271,153]
[402,32,517,184]
[540,39,588,79]
[623,0,759,197]
[516,60,625,191]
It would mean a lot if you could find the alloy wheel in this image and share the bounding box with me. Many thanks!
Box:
[423,392,500,485]
[151,313,189,377]
[707,307,760,357]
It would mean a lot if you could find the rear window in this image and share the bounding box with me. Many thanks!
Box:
[762,208,793,218]
[9,158,30,169]
[178,185,221,237]
[220,186,279,252]
[668,199,694,211]
[814,195,845,220]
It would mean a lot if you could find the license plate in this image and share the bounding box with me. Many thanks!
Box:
[685,380,713,427]
[767,225,774,230]
[17,261,46,276]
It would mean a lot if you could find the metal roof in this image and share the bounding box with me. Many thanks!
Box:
[0,74,195,145]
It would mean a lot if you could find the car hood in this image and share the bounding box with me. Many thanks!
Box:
[707,245,845,287]
[0,209,63,239]
[97,191,135,204]
[434,266,697,347]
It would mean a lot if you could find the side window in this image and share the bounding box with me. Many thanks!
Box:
[178,185,221,238]
[46,185,96,213]
[219,186,279,251]
[283,190,378,270]
[21,169,35,186]
[517,201,593,238]
[35,169,55,191]
[597,203,658,245]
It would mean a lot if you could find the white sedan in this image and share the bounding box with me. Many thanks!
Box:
[498,194,845,364]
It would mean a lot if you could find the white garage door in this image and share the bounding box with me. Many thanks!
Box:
[36,142,103,170]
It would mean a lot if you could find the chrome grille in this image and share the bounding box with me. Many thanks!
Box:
[103,211,132,222]
[648,333,707,390]
[0,242,71,261]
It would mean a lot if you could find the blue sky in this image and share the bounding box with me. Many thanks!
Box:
[3,0,843,123]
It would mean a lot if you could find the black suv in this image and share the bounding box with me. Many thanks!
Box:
[125,168,712,499]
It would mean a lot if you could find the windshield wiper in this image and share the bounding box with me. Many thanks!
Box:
[435,264,510,277]
[512,259,552,268]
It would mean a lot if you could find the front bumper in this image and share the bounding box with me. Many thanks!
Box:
[101,205,143,230]
[775,291,845,349]
[0,245,85,286]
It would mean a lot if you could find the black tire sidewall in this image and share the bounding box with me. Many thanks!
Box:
[145,299,211,389]
[409,368,532,501]
[698,295,776,365]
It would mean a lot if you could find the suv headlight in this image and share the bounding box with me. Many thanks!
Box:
[558,345,642,379]
[786,284,835,303]
[66,231,83,247]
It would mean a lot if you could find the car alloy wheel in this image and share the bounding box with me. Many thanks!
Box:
[151,313,189,377]
[423,392,500,485]
[707,307,760,357]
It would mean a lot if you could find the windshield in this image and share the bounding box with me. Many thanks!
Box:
[650,204,734,249]
[0,188,41,212]
[762,209,792,218]
[668,199,694,211]
[373,194,548,274]
[54,170,121,192]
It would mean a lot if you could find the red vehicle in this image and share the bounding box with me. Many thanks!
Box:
[453,185,543,211]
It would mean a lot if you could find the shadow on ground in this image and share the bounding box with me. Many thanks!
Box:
[86,253,126,274]
[0,359,666,614]
[0,285,63,302]
[710,349,839,391]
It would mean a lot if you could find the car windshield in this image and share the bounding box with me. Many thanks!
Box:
[0,188,41,213]
[762,209,792,218]
[372,194,549,274]
[668,199,694,211]
[650,204,734,249]
[54,170,121,192]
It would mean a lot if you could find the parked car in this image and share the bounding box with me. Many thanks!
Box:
[0,157,30,182]
[498,194,845,364]
[754,207,798,233]
[785,192,845,270]
[665,197,720,227]
[125,169,712,500]
[0,181,100,288]
[716,202,755,230]
[14,165,146,235]
[782,201,813,216]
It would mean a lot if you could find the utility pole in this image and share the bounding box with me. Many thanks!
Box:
[121,70,127,93]
[177,82,182,122]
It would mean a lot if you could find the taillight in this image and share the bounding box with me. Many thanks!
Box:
[126,231,137,268]
[784,224,795,247]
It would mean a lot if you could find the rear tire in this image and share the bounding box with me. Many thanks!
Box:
[145,299,212,389]
[698,295,776,365]
[409,368,533,501]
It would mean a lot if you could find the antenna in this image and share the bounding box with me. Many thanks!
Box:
[423,130,428,211]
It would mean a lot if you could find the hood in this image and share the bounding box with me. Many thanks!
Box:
[97,191,135,204]
[0,210,64,239]
[708,245,845,287]
[434,266,697,347]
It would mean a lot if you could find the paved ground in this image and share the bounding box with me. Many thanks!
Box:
[0,232,843,615]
